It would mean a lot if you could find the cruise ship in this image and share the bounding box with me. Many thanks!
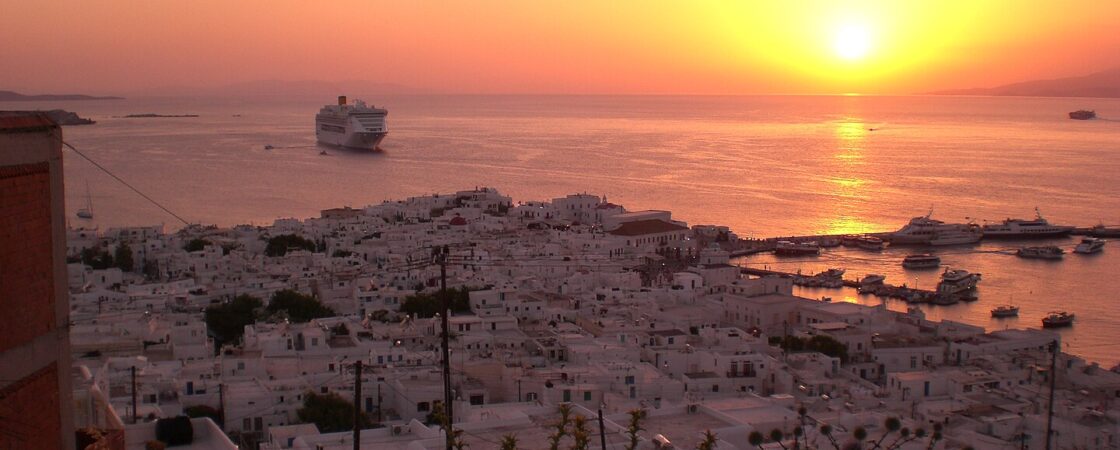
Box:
[981,208,1074,238]
[315,96,388,150]
[885,211,978,245]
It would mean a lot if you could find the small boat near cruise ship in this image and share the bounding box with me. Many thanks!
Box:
[1068,110,1096,120]
[1073,237,1106,254]
[315,96,388,150]
[1016,245,1064,260]
[1042,311,1075,328]
[902,254,941,269]
[981,208,1074,238]
[991,305,1020,318]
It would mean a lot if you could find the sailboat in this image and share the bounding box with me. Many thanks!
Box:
[76,181,93,219]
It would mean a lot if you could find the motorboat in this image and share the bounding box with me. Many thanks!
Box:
[1073,238,1106,254]
[928,225,982,246]
[991,305,1020,318]
[859,274,886,286]
[1016,246,1064,260]
[885,210,977,245]
[902,254,941,269]
[936,268,981,296]
[775,240,821,256]
[1042,311,1075,328]
[855,236,886,251]
[981,208,1074,238]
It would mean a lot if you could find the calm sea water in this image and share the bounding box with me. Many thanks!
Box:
[5,94,1119,365]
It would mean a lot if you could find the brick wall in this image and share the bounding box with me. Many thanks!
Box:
[0,363,62,450]
[0,162,55,354]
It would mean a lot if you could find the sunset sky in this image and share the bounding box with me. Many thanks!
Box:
[3,0,1119,95]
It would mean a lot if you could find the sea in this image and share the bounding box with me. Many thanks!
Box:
[4,94,1119,366]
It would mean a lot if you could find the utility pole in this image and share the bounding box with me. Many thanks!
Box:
[598,407,607,450]
[1045,340,1058,450]
[517,379,522,402]
[131,366,138,424]
[353,360,362,450]
[376,382,382,423]
[438,246,453,450]
[218,383,226,428]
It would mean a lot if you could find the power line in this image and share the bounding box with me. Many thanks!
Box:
[53,134,191,226]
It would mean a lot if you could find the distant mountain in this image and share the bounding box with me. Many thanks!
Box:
[0,90,124,101]
[133,79,429,98]
[928,67,1120,98]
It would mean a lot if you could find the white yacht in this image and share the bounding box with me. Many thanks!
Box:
[928,225,982,246]
[1073,237,1106,254]
[936,268,981,296]
[315,96,388,150]
[981,208,1074,238]
[886,211,977,245]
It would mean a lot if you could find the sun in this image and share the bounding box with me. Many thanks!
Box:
[833,24,872,61]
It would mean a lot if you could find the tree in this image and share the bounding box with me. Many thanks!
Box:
[114,242,134,272]
[81,246,114,270]
[184,238,211,252]
[697,430,718,450]
[399,286,473,319]
[267,289,335,323]
[205,294,262,346]
[265,234,317,257]
[296,392,370,433]
[624,409,646,450]
[570,415,590,450]
[548,403,573,450]
[500,434,519,450]
[748,431,765,449]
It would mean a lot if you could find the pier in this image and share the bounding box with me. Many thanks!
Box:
[739,266,946,304]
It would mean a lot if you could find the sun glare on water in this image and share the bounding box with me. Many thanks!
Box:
[833,24,872,61]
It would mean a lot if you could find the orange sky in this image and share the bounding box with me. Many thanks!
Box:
[2,0,1119,95]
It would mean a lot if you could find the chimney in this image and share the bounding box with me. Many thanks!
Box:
[338,95,347,106]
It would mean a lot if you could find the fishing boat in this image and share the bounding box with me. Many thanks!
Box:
[1073,238,1106,254]
[936,268,981,296]
[1016,246,1064,260]
[902,254,941,269]
[1042,311,1075,328]
[859,274,886,286]
[774,240,821,256]
[1068,110,1096,120]
[991,305,1020,318]
[855,236,886,251]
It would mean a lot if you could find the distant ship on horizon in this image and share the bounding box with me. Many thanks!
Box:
[315,96,388,150]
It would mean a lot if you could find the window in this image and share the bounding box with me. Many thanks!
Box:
[625,375,635,385]
[255,417,263,431]
[243,418,251,431]
[563,390,571,402]
[470,395,485,405]
[417,402,430,412]
[584,392,592,401]
[910,356,917,369]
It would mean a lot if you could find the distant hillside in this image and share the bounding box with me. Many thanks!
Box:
[928,67,1120,98]
[134,80,429,98]
[0,90,123,101]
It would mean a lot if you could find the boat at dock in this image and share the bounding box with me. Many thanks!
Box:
[1068,110,1096,120]
[774,240,821,256]
[1073,224,1120,238]
[991,305,1020,318]
[936,268,981,296]
[884,211,976,245]
[316,96,388,150]
[1016,245,1064,259]
[902,254,941,269]
[855,236,886,251]
[1042,311,1075,328]
[1073,237,1106,254]
[981,208,1074,238]
[859,274,885,286]
[928,225,982,246]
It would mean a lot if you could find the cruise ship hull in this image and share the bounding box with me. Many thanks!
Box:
[317,130,387,150]
[980,228,1074,239]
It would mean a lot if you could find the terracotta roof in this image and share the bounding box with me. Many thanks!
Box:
[607,219,688,236]
[0,112,57,132]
